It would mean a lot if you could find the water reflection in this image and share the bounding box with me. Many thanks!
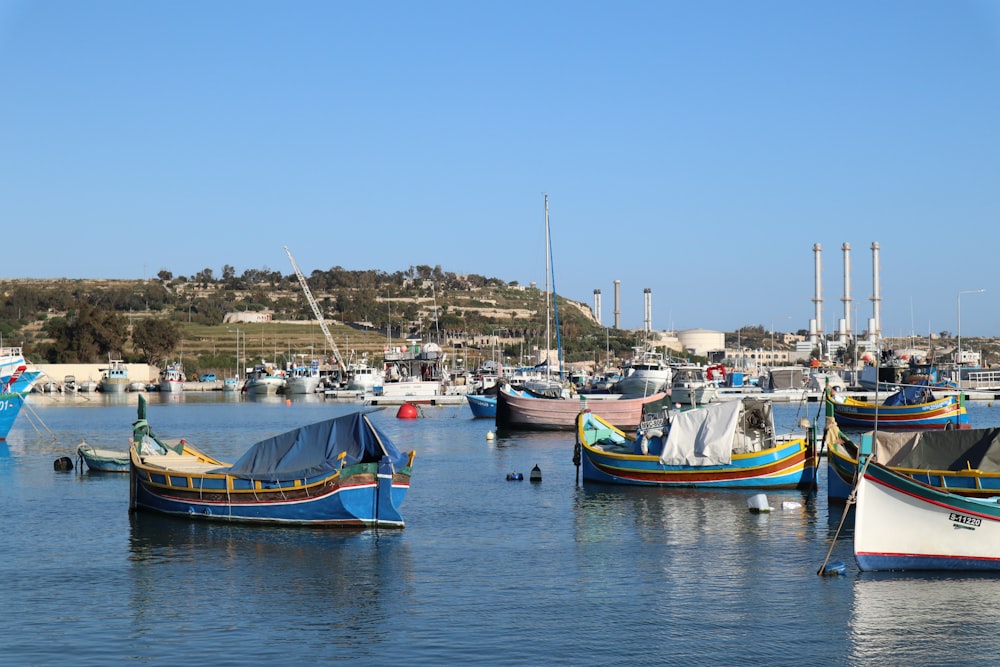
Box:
[127,513,414,656]
[850,573,1000,664]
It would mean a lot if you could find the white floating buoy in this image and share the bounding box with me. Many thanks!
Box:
[747,493,773,513]
[486,430,494,440]
[781,500,802,510]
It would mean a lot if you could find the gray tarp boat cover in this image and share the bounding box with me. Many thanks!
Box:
[213,409,407,480]
[871,427,1000,473]
[766,367,807,391]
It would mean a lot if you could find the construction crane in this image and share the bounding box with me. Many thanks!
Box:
[284,246,346,373]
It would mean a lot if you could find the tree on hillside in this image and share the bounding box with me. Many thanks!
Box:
[132,318,183,364]
[41,302,129,363]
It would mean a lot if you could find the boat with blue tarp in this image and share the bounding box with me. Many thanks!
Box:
[128,395,415,528]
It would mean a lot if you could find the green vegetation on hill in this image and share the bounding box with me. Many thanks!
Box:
[0,266,652,377]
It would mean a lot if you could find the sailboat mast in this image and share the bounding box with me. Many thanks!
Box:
[544,194,551,379]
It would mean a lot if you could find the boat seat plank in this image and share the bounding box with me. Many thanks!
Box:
[140,454,220,474]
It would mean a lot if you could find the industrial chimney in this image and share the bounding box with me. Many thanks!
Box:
[811,243,823,347]
[840,242,852,344]
[643,288,652,334]
[870,242,882,342]
[614,280,621,329]
[593,289,602,324]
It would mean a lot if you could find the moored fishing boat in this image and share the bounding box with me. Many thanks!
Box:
[575,398,817,488]
[284,360,322,394]
[0,386,33,440]
[99,356,130,394]
[77,440,130,472]
[825,383,968,430]
[466,393,497,418]
[824,417,1000,502]
[497,383,669,432]
[244,362,286,396]
[158,362,185,393]
[128,395,415,527]
[610,347,672,397]
[854,454,1000,571]
[670,363,726,406]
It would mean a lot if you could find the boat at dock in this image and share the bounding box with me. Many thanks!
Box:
[284,360,322,394]
[99,356,130,394]
[610,347,672,397]
[158,362,185,393]
[244,362,286,396]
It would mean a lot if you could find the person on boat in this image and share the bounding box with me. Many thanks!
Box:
[829,386,846,403]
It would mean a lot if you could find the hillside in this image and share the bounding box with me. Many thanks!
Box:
[0,273,625,377]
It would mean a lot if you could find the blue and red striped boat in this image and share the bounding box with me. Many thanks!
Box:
[575,398,817,489]
[129,396,414,528]
[826,384,968,430]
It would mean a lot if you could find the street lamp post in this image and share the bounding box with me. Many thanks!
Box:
[957,288,985,391]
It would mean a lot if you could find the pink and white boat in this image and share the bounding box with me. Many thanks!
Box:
[495,383,669,431]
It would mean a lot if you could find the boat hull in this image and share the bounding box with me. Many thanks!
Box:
[577,408,816,489]
[827,394,968,430]
[826,424,1000,501]
[131,461,410,527]
[855,460,1000,571]
[78,445,130,472]
[466,394,497,418]
[609,374,670,397]
[284,377,320,394]
[497,386,669,431]
[0,390,30,439]
[100,379,129,393]
[245,377,285,395]
[128,398,413,528]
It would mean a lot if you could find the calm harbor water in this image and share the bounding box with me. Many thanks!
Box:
[3,393,1000,666]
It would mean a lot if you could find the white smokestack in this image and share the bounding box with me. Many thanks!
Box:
[614,280,621,329]
[841,242,852,343]
[643,288,652,333]
[812,243,823,346]
[871,242,881,341]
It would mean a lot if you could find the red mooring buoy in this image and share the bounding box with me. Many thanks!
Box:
[396,403,419,419]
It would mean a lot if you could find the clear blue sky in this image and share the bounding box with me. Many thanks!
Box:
[2,2,999,337]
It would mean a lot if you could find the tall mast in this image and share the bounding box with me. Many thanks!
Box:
[544,194,551,378]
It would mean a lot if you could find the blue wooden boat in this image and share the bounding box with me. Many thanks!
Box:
[575,398,817,489]
[466,393,497,418]
[855,449,1000,571]
[825,384,968,430]
[0,387,31,440]
[0,355,41,439]
[129,396,415,528]
[824,417,1000,502]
